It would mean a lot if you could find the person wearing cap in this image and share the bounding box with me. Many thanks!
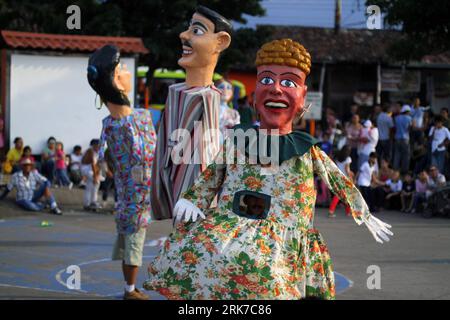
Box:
[150,6,232,220]
[0,157,62,214]
[87,44,156,300]
[393,104,413,173]
[358,119,379,170]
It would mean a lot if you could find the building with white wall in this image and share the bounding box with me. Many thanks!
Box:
[0,30,148,155]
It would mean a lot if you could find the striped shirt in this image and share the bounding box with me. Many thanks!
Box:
[151,83,221,219]
[7,170,48,201]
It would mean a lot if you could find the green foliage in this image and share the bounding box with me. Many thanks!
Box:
[0,0,267,72]
[367,0,450,60]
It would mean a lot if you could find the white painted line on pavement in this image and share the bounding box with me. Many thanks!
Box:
[54,255,157,296]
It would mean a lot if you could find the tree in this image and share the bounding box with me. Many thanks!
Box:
[0,0,266,72]
[368,0,450,61]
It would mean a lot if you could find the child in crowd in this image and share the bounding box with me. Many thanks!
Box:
[55,142,73,189]
[401,172,415,213]
[411,170,429,213]
[69,145,83,186]
[384,170,402,210]
[329,145,353,217]
[21,146,35,162]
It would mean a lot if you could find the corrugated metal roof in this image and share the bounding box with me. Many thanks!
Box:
[1,30,149,54]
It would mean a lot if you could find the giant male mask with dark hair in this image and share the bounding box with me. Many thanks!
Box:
[87,45,131,106]
[178,6,232,87]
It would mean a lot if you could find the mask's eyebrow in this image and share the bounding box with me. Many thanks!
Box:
[258,70,276,76]
[280,72,302,80]
[191,20,209,32]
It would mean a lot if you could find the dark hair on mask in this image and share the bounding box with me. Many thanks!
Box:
[87,45,130,106]
[196,6,233,36]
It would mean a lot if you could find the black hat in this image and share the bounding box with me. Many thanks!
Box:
[87,45,130,106]
[196,6,233,36]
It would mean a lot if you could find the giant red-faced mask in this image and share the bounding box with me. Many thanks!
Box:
[255,64,307,134]
[254,39,311,135]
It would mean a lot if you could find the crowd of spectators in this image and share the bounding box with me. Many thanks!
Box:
[1,97,449,217]
[316,98,450,217]
[0,136,114,215]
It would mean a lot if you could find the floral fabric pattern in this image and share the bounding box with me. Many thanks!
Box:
[144,143,372,299]
[99,109,156,234]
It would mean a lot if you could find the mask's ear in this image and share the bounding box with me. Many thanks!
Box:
[295,85,308,113]
[216,31,231,53]
[113,64,132,95]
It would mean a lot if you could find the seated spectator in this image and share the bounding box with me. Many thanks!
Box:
[401,172,415,213]
[0,157,62,214]
[3,137,24,174]
[55,142,73,189]
[21,146,41,172]
[357,152,382,212]
[410,170,429,213]
[41,137,57,183]
[429,115,450,174]
[21,146,35,163]
[427,165,447,198]
[384,170,403,210]
[377,158,392,183]
[69,145,83,186]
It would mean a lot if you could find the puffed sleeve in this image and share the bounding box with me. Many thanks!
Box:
[311,145,393,243]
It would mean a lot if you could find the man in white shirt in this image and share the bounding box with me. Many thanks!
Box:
[429,115,450,174]
[357,152,380,212]
[358,120,379,170]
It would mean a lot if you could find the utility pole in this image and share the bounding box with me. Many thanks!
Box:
[334,0,341,33]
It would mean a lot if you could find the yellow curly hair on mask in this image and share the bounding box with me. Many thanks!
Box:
[255,38,312,75]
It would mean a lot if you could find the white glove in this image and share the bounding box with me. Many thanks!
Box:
[174,199,205,224]
[364,215,393,244]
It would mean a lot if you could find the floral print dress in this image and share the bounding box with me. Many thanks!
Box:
[144,132,372,300]
[99,109,156,234]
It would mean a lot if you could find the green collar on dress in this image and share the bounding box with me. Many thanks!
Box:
[231,124,319,165]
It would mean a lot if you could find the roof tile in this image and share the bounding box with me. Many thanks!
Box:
[1,30,149,54]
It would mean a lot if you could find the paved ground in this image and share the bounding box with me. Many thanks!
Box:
[0,187,449,300]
